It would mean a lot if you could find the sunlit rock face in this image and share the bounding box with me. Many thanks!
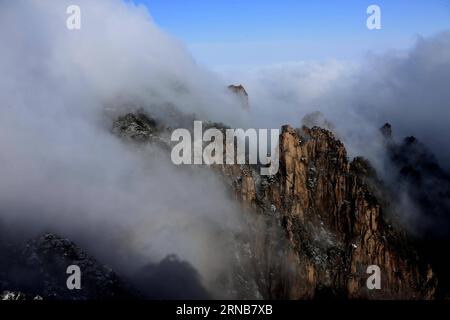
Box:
[113,111,439,299]
[0,111,441,300]
[228,85,250,110]
[218,125,438,299]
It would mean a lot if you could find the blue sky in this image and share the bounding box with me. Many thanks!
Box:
[129,0,450,66]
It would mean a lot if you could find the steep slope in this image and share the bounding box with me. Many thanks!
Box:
[0,233,135,300]
[228,84,250,110]
[113,112,439,299]
[218,125,437,299]
[381,123,450,299]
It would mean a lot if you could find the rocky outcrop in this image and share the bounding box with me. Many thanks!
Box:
[1,291,42,300]
[112,112,158,143]
[0,233,136,300]
[112,112,441,299]
[228,84,250,110]
[381,123,450,299]
[110,111,440,299]
[3,104,441,300]
[0,229,213,300]
[218,125,438,299]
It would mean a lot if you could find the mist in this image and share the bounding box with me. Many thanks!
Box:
[218,31,450,237]
[0,0,256,298]
[221,31,450,172]
[1,0,450,299]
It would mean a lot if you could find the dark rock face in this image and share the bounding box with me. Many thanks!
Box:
[381,124,450,299]
[0,291,42,300]
[380,123,393,140]
[2,111,444,300]
[0,233,135,300]
[112,113,158,143]
[109,112,444,299]
[382,125,450,238]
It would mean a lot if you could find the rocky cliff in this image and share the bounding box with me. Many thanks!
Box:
[112,112,440,299]
[381,123,450,299]
[217,125,438,299]
[0,233,135,300]
[228,84,250,110]
[0,112,444,300]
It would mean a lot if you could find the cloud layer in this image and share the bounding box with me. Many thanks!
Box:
[221,31,450,172]
[0,0,253,298]
[1,0,449,298]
